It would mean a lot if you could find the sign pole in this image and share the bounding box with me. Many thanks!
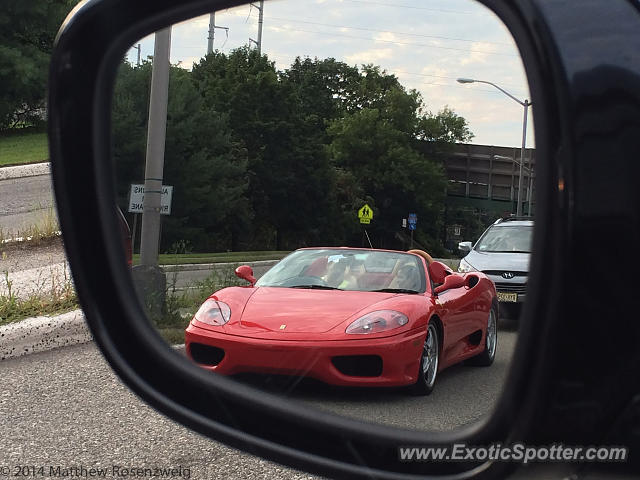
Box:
[364,229,373,248]
[131,213,138,257]
[407,212,417,249]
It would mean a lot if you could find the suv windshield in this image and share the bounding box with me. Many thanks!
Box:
[475,225,533,253]
[256,249,425,293]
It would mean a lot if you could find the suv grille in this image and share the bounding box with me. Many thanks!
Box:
[483,270,528,277]
[494,282,527,294]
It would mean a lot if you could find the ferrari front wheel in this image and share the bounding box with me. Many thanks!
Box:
[409,321,439,396]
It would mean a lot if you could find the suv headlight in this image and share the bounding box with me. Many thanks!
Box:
[458,258,477,273]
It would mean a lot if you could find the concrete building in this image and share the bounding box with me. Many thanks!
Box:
[442,143,535,248]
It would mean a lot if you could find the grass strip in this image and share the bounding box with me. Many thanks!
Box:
[0,293,79,326]
[0,131,48,166]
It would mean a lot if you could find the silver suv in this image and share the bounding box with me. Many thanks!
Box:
[458,218,533,318]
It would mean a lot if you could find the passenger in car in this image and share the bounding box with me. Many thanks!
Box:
[389,265,420,291]
[339,260,365,290]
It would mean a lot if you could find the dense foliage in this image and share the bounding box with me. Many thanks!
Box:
[0,0,78,130]
[112,48,473,254]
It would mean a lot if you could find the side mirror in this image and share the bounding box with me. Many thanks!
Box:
[458,241,473,254]
[235,265,256,286]
[434,274,466,294]
[428,261,453,285]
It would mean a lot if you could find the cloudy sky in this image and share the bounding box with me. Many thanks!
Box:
[126,0,535,148]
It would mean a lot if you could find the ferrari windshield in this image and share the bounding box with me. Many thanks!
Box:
[475,225,533,253]
[255,249,426,293]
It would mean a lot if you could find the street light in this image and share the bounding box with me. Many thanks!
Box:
[457,77,532,216]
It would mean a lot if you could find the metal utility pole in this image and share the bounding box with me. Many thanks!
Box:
[249,0,264,54]
[207,13,215,54]
[133,27,171,317]
[518,100,530,216]
[457,78,531,216]
[207,12,229,55]
[140,27,171,266]
[133,43,141,66]
[526,151,535,216]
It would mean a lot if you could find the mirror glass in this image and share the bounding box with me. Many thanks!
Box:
[111,0,535,432]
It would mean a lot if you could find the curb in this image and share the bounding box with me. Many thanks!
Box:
[0,311,187,362]
[162,259,279,273]
[0,162,50,181]
[0,309,91,361]
[0,260,281,361]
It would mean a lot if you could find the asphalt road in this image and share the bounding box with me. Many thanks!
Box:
[240,327,518,431]
[0,328,517,479]
[0,174,56,238]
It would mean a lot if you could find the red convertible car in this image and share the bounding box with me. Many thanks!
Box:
[185,248,498,395]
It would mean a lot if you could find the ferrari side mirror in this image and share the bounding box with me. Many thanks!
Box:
[235,265,256,285]
[428,260,454,285]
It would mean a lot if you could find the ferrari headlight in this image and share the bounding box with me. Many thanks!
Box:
[458,258,477,273]
[194,298,231,326]
[346,310,408,335]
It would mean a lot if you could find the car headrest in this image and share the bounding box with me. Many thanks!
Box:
[305,257,328,276]
[407,249,434,265]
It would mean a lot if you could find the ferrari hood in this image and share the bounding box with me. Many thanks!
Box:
[238,287,395,333]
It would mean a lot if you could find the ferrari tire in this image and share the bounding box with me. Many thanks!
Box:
[409,321,440,396]
[467,305,498,367]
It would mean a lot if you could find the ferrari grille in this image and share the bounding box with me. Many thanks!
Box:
[189,343,225,366]
[332,355,383,377]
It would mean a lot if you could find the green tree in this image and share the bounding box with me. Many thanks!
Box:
[111,50,474,253]
[328,102,447,249]
[282,57,359,135]
[415,106,474,156]
[0,0,78,130]
[192,48,338,250]
[327,73,472,250]
[111,61,250,252]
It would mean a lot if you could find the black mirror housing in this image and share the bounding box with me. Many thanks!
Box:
[48,0,640,478]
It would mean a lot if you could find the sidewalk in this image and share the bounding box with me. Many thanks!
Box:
[0,261,71,299]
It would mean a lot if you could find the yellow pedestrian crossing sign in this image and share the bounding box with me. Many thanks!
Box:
[358,204,373,224]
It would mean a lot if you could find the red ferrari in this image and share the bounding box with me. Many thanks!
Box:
[185,248,498,395]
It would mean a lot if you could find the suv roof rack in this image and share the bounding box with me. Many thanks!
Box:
[493,216,533,224]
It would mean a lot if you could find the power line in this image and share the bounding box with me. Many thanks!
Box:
[319,0,481,15]
[243,15,513,46]
[391,69,527,94]
[233,9,515,57]
[225,10,513,47]
[264,26,519,57]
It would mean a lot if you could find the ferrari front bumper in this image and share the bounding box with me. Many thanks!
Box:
[185,323,426,387]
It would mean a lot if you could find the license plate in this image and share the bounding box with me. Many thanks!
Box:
[497,292,518,303]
